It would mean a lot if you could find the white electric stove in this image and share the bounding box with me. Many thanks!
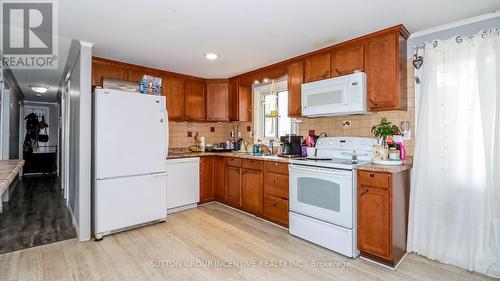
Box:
[288,137,377,257]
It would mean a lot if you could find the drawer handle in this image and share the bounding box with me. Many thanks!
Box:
[369,173,375,177]
[274,163,278,166]
[360,189,369,196]
[273,179,278,184]
[272,203,277,207]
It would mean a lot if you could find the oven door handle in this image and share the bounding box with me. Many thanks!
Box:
[289,164,352,178]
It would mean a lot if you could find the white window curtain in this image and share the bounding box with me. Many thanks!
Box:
[408,30,500,278]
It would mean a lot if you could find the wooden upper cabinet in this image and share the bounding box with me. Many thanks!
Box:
[229,79,240,121]
[287,60,304,117]
[331,43,364,77]
[364,31,407,111]
[165,76,185,121]
[238,84,252,122]
[206,81,229,122]
[184,80,206,121]
[92,60,128,86]
[304,51,331,83]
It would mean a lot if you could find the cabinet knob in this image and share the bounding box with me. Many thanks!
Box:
[369,173,375,177]
[248,107,252,112]
[274,163,278,166]
[335,68,342,75]
[273,179,278,184]
[272,203,277,207]
[296,108,300,113]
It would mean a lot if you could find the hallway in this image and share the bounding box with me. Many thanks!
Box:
[0,176,76,254]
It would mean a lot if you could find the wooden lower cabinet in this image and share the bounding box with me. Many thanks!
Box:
[357,169,410,266]
[214,157,226,202]
[226,165,242,208]
[200,157,216,203]
[263,195,289,226]
[242,168,263,216]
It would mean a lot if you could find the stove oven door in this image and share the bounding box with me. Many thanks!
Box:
[289,164,353,228]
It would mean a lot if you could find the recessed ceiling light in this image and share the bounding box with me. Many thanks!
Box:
[30,85,48,93]
[204,53,218,60]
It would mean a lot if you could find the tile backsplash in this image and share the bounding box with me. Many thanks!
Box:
[168,60,416,155]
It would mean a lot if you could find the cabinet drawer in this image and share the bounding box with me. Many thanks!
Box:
[226,157,242,167]
[242,159,263,170]
[263,195,289,226]
[264,173,288,199]
[358,171,390,189]
[264,161,288,175]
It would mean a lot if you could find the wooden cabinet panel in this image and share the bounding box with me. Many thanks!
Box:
[215,157,226,202]
[206,82,229,122]
[229,79,240,121]
[184,80,206,121]
[304,52,331,83]
[358,170,390,189]
[331,43,364,77]
[165,76,185,121]
[287,60,303,117]
[364,32,404,111]
[200,157,215,203]
[263,162,288,175]
[263,173,288,199]
[263,195,289,226]
[242,159,263,170]
[127,68,160,82]
[238,85,252,122]
[242,168,263,215]
[358,184,390,259]
[226,157,242,167]
[92,61,128,86]
[226,166,242,208]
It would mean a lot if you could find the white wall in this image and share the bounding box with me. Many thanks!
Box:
[23,102,59,147]
[62,40,93,241]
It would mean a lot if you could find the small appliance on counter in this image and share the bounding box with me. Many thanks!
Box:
[278,135,303,157]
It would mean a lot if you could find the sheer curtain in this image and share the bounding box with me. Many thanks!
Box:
[408,30,500,278]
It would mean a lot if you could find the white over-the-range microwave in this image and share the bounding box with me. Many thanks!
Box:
[301,72,368,117]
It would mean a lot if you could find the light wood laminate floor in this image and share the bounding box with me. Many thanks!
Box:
[0,203,495,281]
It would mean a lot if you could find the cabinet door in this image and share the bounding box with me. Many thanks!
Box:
[238,85,252,122]
[215,157,226,202]
[184,80,206,121]
[165,76,185,121]
[331,43,364,77]
[287,60,303,117]
[304,52,331,83]
[200,157,215,203]
[206,82,229,122]
[263,195,289,226]
[226,166,242,208]
[229,79,239,121]
[242,169,263,215]
[357,185,391,259]
[364,33,399,110]
[92,61,128,86]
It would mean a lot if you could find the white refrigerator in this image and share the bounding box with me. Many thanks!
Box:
[93,88,168,239]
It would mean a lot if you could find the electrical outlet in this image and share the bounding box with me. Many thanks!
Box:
[247,126,252,132]
[187,131,192,137]
[342,120,351,128]
[210,126,215,132]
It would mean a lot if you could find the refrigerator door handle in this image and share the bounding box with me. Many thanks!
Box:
[151,172,167,177]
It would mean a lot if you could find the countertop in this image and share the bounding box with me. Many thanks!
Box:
[167,151,291,163]
[0,160,25,195]
[355,157,412,173]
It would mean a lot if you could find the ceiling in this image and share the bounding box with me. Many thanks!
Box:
[58,0,500,78]
[9,36,73,102]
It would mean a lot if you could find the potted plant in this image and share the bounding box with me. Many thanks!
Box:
[371,117,401,145]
